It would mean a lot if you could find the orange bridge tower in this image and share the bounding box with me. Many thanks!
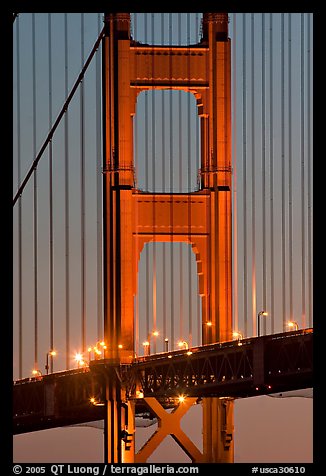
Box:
[102,12,233,463]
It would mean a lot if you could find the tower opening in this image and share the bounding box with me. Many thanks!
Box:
[135,241,202,357]
[134,89,200,193]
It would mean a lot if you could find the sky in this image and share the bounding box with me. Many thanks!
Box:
[13,396,313,463]
[11,11,315,466]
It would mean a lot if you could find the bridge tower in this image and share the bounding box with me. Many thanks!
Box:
[102,12,233,463]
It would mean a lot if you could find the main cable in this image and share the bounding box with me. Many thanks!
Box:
[13,25,106,207]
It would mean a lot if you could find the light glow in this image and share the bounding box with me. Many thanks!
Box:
[287,321,299,331]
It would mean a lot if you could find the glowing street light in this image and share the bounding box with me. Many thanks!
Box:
[287,321,299,331]
[178,340,189,350]
[142,341,150,356]
[90,397,105,407]
[32,369,42,377]
[233,332,243,345]
[92,341,107,360]
[74,352,85,368]
[257,311,268,337]
[45,350,57,375]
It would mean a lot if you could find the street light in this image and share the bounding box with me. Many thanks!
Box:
[287,321,299,331]
[233,332,243,345]
[164,338,169,352]
[257,311,268,337]
[93,341,107,360]
[178,340,188,350]
[32,369,42,377]
[74,352,85,368]
[45,350,57,375]
[142,341,150,356]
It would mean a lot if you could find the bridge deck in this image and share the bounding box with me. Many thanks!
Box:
[13,329,313,434]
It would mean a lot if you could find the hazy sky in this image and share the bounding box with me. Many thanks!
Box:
[13,396,313,463]
[12,12,314,465]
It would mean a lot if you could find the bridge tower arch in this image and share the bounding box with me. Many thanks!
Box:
[102,12,233,463]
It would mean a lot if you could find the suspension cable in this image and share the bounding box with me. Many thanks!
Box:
[261,13,267,324]
[187,12,192,347]
[48,13,54,371]
[169,12,175,349]
[251,14,257,333]
[307,14,312,327]
[32,13,39,370]
[232,13,239,335]
[242,13,248,336]
[178,13,184,343]
[288,13,293,324]
[281,13,286,331]
[300,13,306,328]
[64,13,70,369]
[151,13,157,351]
[269,13,275,334]
[134,13,140,354]
[13,24,106,207]
[144,13,150,341]
[161,14,167,345]
[96,13,103,341]
[80,13,86,353]
[15,15,23,378]
[196,13,201,345]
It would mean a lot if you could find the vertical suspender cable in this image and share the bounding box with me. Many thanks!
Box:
[32,14,39,370]
[204,12,211,342]
[307,14,312,327]
[178,13,183,342]
[96,13,103,340]
[13,25,106,207]
[161,14,167,344]
[242,14,248,336]
[151,13,157,350]
[288,14,293,324]
[16,17,23,378]
[169,13,174,348]
[187,12,192,346]
[48,13,54,369]
[251,14,257,333]
[64,13,70,369]
[196,13,200,344]
[261,14,267,329]
[232,13,239,334]
[134,13,140,354]
[281,14,286,330]
[80,13,86,352]
[269,13,275,334]
[300,13,306,328]
[144,13,149,341]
